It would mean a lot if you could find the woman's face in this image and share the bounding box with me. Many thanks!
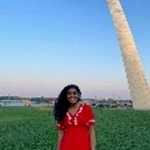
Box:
[67,88,80,105]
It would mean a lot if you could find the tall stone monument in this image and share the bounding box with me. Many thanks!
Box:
[106,0,150,109]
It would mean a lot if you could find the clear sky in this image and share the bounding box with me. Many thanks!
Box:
[0,0,149,99]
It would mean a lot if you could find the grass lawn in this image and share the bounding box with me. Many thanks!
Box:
[0,107,150,150]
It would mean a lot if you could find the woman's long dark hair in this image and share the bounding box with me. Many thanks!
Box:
[54,84,82,121]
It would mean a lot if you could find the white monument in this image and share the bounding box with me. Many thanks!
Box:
[106,0,150,109]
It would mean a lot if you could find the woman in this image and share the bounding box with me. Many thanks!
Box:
[54,84,96,150]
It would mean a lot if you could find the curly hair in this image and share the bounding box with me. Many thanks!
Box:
[54,84,82,121]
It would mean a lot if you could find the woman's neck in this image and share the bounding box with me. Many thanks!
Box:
[70,101,80,108]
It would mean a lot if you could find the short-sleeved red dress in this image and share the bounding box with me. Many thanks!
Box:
[56,102,95,150]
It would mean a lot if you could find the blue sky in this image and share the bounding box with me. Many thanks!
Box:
[0,0,149,99]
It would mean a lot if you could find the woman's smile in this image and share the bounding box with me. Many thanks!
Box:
[67,88,79,104]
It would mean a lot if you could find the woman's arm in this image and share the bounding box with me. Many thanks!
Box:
[89,126,96,150]
[57,130,64,150]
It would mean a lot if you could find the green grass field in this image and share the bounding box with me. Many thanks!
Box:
[0,107,150,150]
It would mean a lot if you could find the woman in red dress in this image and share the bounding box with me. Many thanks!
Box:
[54,84,96,150]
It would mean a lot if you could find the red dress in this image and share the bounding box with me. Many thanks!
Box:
[56,102,95,150]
